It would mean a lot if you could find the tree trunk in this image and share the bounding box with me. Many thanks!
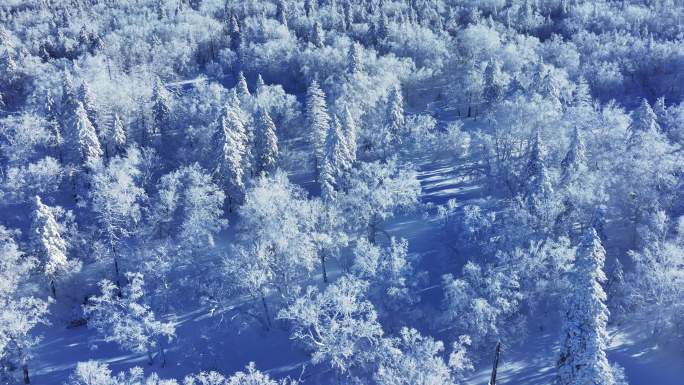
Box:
[50,279,56,299]
[113,256,122,297]
[260,290,272,330]
[23,365,29,384]
[147,350,154,365]
[368,214,378,244]
[159,345,167,367]
[489,342,501,385]
[320,252,328,284]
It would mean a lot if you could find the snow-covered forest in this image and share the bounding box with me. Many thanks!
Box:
[1,0,683,384]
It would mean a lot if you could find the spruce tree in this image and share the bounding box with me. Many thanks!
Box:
[255,73,266,94]
[60,71,78,122]
[522,131,553,213]
[30,196,74,298]
[386,85,405,144]
[377,13,389,41]
[348,42,362,74]
[627,98,659,148]
[573,76,592,108]
[483,59,506,104]
[342,106,358,164]
[213,106,248,208]
[534,64,561,109]
[557,228,614,385]
[306,80,330,178]
[653,96,667,131]
[560,127,587,183]
[256,109,278,175]
[236,71,250,97]
[320,115,351,201]
[78,81,98,132]
[151,77,171,136]
[312,22,325,48]
[67,101,103,169]
[229,14,241,51]
[111,113,127,157]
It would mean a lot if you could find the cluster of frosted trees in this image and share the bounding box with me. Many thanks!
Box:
[1,0,683,384]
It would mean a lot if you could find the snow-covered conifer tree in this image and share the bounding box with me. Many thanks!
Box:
[255,109,278,175]
[560,127,587,184]
[627,98,659,148]
[483,59,506,104]
[342,106,358,163]
[151,77,171,137]
[386,85,405,145]
[556,228,614,385]
[573,77,592,108]
[305,80,330,179]
[348,42,363,74]
[109,113,127,158]
[312,22,325,48]
[653,96,667,130]
[66,101,103,170]
[255,74,266,94]
[212,105,248,208]
[320,115,351,200]
[30,196,80,297]
[236,71,250,97]
[78,81,98,132]
[522,131,553,214]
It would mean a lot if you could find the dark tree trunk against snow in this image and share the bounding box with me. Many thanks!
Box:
[22,365,29,384]
[320,252,328,284]
[50,279,56,298]
[260,289,272,330]
[368,214,378,244]
[489,342,501,385]
[159,345,167,367]
[147,350,154,365]
[113,255,122,297]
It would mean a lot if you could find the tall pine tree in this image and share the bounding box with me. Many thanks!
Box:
[30,196,77,298]
[306,80,330,179]
[627,98,659,148]
[213,105,249,208]
[522,130,553,214]
[386,85,405,145]
[342,106,358,164]
[560,127,587,184]
[151,77,171,145]
[557,228,615,385]
[320,115,351,201]
[67,101,103,169]
[236,71,250,97]
[255,109,278,175]
[483,59,506,104]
